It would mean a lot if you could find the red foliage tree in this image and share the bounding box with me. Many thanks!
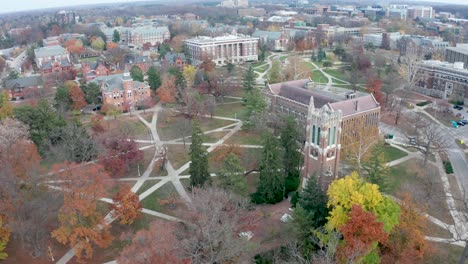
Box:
[157,77,177,103]
[118,220,187,264]
[65,39,85,55]
[111,186,142,225]
[69,84,87,110]
[106,42,119,50]
[51,162,114,263]
[338,205,388,263]
[100,137,144,178]
[142,42,152,51]
[366,77,384,105]
[91,114,105,134]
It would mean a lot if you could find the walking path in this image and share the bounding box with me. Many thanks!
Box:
[54,102,262,263]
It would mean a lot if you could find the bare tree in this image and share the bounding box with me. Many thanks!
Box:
[341,121,379,174]
[175,188,258,264]
[283,55,310,81]
[398,54,420,91]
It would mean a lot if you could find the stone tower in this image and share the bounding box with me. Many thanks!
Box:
[303,97,342,190]
[122,66,133,103]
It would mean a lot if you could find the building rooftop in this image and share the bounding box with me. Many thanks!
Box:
[34,45,68,58]
[267,78,379,116]
[4,76,42,89]
[185,34,258,44]
[90,73,148,93]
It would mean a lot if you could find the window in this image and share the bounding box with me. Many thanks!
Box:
[327,128,331,146]
[317,127,321,145]
[127,91,132,97]
[312,125,315,144]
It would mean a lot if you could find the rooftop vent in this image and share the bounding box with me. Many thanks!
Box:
[346,92,356,99]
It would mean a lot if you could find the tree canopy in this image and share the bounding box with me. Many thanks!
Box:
[189,121,210,187]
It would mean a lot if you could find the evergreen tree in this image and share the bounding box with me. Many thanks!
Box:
[147,66,161,90]
[242,66,256,96]
[54,86,72,112]
[112,29,120,43]
[189,121,210,187]
[81,83,101,104]
[291,175,329,256]
[280,117,302,194]
[130,65,144,82]
[244,88,267,120]
[317,47,326,62]
[218,153,248,196]
[174,69,187,103]
[251,133,285,204]
[362,145,390,193]
[311,50,317,62]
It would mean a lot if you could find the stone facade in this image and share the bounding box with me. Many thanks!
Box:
[264,78,380,189]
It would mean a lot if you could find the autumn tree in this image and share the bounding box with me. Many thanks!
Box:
[49,121,97,163]
[147,66,161,90]
[182,65,197,89]
[69,84,87,110]
[176,188,257,263]
[218,153,248,196]
[100,136,144,178]
[157,77,177,103]
[106,42,118,50]
[130,65,144,82]
[91,114,105,134]
[366,77,384,105]
[90,36,105,50]
[252,133,285,204]
[65,38,85,55]
[269,59,282,84]
[283,55,310,81]
[337,205,388,263]
[111,186,142,225]
[0,217,8,260]
[52,162,113,263]
[341,119,379,174]
[381,193,430,263]
[189,121,210,187]
[0,91,13,120]
[326,172,400,233]
[118,220,183,263]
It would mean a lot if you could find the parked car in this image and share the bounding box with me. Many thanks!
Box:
[462,120,468,125]
[457,121,465,126]
[456,113,462,118]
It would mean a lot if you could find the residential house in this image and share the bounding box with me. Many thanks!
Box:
[4,76,43,100]
[81,62,110,81]
[163,52,188,68]
[252,30,289,51]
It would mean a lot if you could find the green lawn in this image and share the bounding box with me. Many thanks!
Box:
[255,64,269,73]
[323,68,349,82]
[166,144,190,169]
[310,70,328,84]
[251,61,267,68]
[141,182,178,211]
[279,55,288,62]
[225,130,263,145]
[214,102,248,120]
[136,180,161,195]
[381,145,408,163]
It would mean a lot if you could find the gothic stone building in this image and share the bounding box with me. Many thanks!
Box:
[265,78,380,189]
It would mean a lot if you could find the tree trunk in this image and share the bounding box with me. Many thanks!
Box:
[459,242,468,264]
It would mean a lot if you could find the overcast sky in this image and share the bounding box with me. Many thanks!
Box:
[0,0,467,14]
[0,0,139,13]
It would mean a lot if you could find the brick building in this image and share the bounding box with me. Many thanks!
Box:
[163,52,188,68]
[252,30,289,51]
[90,70,151,108]
[185,34,258,66]
[34,45,72,73]
[81,62,110,81]
[414,60,468,101]
[4,76,43,100]
[102,26,170,47]
[264,78,380,189]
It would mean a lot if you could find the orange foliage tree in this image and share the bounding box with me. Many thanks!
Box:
[90,114,105,134]
[51,162,113,263]
[111,186,142,225]
[381,194,431,263]
[106,42,119,50]
[157,77,177,103]
[69,84,87,110]
[366,77,384,105]
[65,39,85,55]
[338,205,389,263]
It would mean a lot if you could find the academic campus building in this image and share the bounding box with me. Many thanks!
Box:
[264,78,381,189]
[184,34,259,66]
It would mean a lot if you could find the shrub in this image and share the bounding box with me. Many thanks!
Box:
[443,160,454,174]
[416,100,432,107]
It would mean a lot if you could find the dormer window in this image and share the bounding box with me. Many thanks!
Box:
[127,91,132,97]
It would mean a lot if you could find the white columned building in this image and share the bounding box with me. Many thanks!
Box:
[184,35,259,66]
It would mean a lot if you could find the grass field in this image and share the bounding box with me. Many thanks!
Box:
[141,182,178,212]
[381,144,408,162]
[214,102,248,120]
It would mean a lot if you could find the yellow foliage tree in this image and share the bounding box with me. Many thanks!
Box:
[183,65,197,89]
[0,91,13,120]
[326,172,400,232]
